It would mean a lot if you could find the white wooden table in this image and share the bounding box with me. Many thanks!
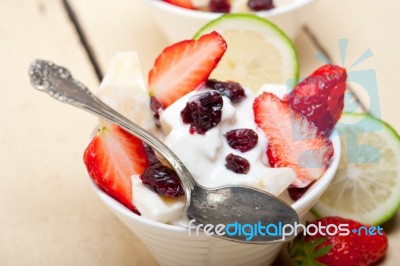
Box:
[1,0,399,265]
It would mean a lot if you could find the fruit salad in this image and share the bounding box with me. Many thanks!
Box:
[83,31,347,225]
[163,0,284,13]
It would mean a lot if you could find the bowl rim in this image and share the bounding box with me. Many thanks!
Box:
[143,0,317,18]
[88,130,341,234]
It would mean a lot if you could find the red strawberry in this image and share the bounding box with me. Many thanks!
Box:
[148,31,227,109]
[164,0,194,9]
[287,64,347,136]
[289,217,388,266]
[253,92,333,188]
[83,125,149,214]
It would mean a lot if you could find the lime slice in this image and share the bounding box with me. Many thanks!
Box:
[312,113,400,225]
[194,14,299,92]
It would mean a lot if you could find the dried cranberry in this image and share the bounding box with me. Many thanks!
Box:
[142,143,161,165]
[206,79,246,104]
[180,91,223,134]
[247,0,274,11]
[288,184,312,201]
[150,96,163,127]
[225,153,250,174]
[140,162,184,197]
[209,0,231,12]
[140,144,185,197]
[225,129,258,152]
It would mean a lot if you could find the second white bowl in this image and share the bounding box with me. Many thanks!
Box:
[143,0,318,43]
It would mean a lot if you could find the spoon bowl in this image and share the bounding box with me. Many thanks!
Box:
[187,185,299,243]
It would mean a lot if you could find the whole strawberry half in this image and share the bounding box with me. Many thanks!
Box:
[287,64,347,136]
[253,92,333,188]
[83,125,149,214]
[164,0,194,9]
[289,217,388,266]
[148,31,227,110]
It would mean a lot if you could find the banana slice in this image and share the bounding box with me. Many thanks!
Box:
[98,52,155,133]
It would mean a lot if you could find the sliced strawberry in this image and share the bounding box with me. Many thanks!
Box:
[148,31,227,109]
[253,92,334,188]
[164,0,194,9]
[83,125,149,214]
[287,64,347,136]
[289,217,388,266]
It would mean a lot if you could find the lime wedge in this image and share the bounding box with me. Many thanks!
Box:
[312,113,400,225]
[194,14,299,92]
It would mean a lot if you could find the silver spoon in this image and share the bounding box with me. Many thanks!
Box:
[29,59,299,243]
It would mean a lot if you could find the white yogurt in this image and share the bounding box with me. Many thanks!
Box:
[132,175,186,224]
[160,85,295,193]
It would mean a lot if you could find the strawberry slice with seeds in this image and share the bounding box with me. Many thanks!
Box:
[287,64,347,136]
[148,31,227,109]
[83,125,149,214]
[289,217,388,266]
[164,0,195,9]
[254,92,334,188]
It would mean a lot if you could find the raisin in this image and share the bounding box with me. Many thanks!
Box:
[180,91,223,134]
[225,128,258,152]
[206,79,246,104]
[225,153,250,174]
[209,0,231,12]
[247,0,274,11]
[150,96,163,127]
[140,162,184,197]
[288,184,312,201]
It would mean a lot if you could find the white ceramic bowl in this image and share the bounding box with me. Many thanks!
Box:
[143,0,317,43]
[89,133,340,266]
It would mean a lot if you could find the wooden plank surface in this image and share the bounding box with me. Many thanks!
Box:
[0,0,156,265]
[68,0,167,75]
